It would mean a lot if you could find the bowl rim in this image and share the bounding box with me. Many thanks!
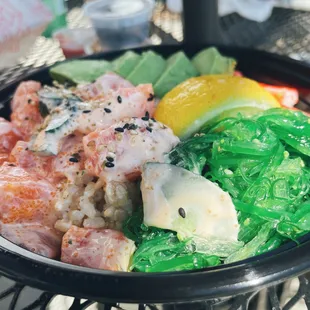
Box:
[1,44,310,303]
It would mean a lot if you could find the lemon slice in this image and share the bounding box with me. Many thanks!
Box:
[155,75,280,139]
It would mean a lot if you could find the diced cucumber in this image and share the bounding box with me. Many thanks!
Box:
[192,47,236,75]
[154,51,199,98]
[112,51,141,78]
[126,51,166,85]
[50,60,112,84]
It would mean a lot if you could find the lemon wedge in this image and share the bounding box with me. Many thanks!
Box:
[155,75,280,139]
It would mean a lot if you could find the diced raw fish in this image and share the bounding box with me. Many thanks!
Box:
[10,134,86,184]
[76,72,133,101]
[77,84,156,134]
[0,118,22,165]
[11,81,43,140]
[83,117,180,182]
[52,134,86,183]
[10,140,54,181]
[0,163,62,258]
[30,83,155,155]
[61,226,135,271]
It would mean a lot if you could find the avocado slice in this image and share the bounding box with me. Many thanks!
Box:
[112,51,141,78]
[50,60,112,84]
[154,51,199,98]
[192,47,236,75]
[126,51,166,85]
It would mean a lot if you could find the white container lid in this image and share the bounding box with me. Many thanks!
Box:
[83,0,155,28]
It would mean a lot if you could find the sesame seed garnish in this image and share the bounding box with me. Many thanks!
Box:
[146,126,152,132]
[105,162,115,168]
[72,153,81,161]
[25,117,29,120]
[69,157,79,163]
[151,118,156,122]
[25,148,29,151]
[117,96,122,103]
[106,156,114,162]
[83,110,91,113]
[123,123,129,129]
[147,93,154,101]
[104,108,112,113]
[28,99,32,104]
[178,208,186,218]
[128,124,138,130]
[142,111,150,121]
[115,127,124,133]
[8,164,15,167]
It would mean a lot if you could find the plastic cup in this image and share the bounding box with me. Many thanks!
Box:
[83,0,155,50]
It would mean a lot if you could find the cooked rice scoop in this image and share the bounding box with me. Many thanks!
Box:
[54,177,140,233]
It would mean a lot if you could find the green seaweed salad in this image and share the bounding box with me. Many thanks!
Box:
[123,108,310,272]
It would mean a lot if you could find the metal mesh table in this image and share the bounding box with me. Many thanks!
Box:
[2,3,310,87]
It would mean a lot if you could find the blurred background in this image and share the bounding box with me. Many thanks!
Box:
[2,0,310,88]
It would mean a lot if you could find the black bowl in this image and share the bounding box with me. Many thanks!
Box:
[1,45,310,304]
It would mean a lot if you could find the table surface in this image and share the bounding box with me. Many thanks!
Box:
[2,2,310,89]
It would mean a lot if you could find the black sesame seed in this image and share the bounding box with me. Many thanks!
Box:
[115,127,124,133]
[68,239,72,245]
[72,153,81,160]
[25,148,29,151]
[104,108,112,113]
[8,164,15,167]
[25,117,29,120]
[151,118,156,122]
[147,93,154,101]
[142,111,150,121]
[146,126,152,132]
[105,162,115,168]
[108,102,111,106]
[178,208,186,218]
[69,157,79,163]
[128,123,138,130]
[106,156,114,162]
[123,123,129,129]
[83,110,91,113]
[117,96,122,103]
[28,99,32,104]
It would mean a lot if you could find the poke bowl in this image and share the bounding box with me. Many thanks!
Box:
[1,44,310,304]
